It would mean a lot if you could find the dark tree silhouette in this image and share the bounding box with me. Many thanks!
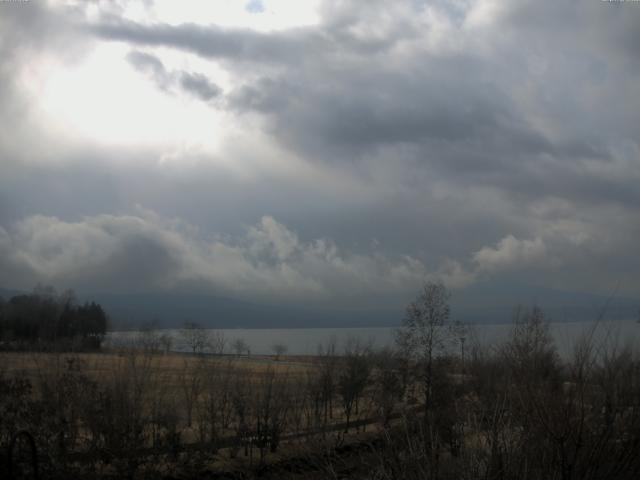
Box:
[0,287,107,349]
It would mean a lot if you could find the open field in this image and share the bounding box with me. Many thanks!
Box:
[1,347,388,478]
[1,350,316,382]
[3,313,640,479]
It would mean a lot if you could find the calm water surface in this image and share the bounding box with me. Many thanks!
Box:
[106,320,640,358]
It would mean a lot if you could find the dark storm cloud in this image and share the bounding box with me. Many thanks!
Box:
[91,16,326,64]
[126,50,221,101]
[126,50,170,88]
[178,72,222,101]
[225,62,555,173]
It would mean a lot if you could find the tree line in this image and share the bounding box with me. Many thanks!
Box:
[0,286,108,350]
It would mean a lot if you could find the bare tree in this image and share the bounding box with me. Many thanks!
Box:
[179,356,204,428]
[137,321,161,353]
[317,338,339,427]
[271,342,288,361]
[180,321,210,355]
[338,339,372,432]
[230,368,252,458]
[209,330,227,355]
[197,359,235,450]
[396,281,455,412]
[371,348,403,427]
[232,338,249,357]
[395,281,458,476]
[252,368,291,459]
[304,369,325,430]
[158,332,173,354]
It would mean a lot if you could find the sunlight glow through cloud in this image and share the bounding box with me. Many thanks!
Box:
[37,43,227,152]
[33,0,321,153]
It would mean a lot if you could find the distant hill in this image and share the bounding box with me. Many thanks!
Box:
[454,282,639,325]
[91,292,401,330]
[95,284,640,330]
[2,284,638,330]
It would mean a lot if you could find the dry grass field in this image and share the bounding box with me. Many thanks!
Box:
[0,349,326,437]
[0,350,316,383]
[0,348,384,478]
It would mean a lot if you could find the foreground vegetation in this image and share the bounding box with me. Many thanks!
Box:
[1,283,640,479]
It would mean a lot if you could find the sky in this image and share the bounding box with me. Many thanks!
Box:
[1,0,639,322]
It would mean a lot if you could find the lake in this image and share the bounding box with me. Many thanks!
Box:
[105,319,640,358]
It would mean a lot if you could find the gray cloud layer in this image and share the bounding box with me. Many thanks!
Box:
[1,0,640,309]
[0,211,472,304]
[90,1,640,207]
